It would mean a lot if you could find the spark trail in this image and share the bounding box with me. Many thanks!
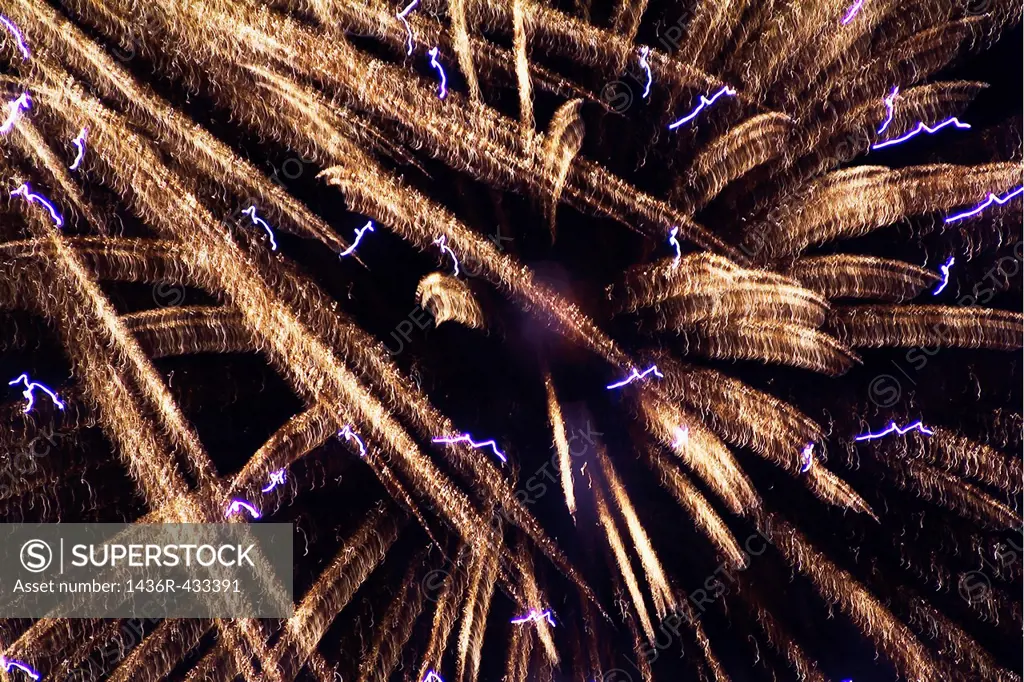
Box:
[944,185,1024,223]
[1,92,31,134]
[841,0,866,25]
[854,420,934,442]
[261,469,287,493]
[427,47,447,99]
[932,257,954,295]
[69,127,88,170]
[339,221,375,257]
[0,15,30,60]
[338,425,367,457]
[432,434,507,463]
[877,86,898,134]
[0,657,40,681]
[8,373,66,413]
[397,0,419,55]
[606,365,664,390]
[872,118,970,150]
[11,183,64,227]
[241,205,278,250]
[668,226,682,265]
[225,498,262,519]
[800,443,814,473]
[510,609,556,626]
[433,235,459,275]
[638,46,652,98]
[668,86,736,129]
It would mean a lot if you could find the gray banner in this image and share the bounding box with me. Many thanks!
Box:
[0,523,293,617]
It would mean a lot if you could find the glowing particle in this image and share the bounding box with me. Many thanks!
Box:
[944,185,1024,224]
[241,205,278,251]
[69,128,88,171]
[9,373,66,414]
[0,15,30,61]
[638,46,652,99]
[226,498,261,519]
[841,0,865,24]
[11,183,63,228]
[433,433,507,464]
[427,47,447,100]
[854,420,934,442]
[510,608,556,626]
[672,426,689,449]
[606,365,664,390]
[261,469,287,493]
[339,220,375,257]
[877,86,898,134]
[433,235,459,275]
[668,226,681,266]
[668,86,736,129]
[423,671,445,682]
[396,0,419,55]
[871,117,970,150]
[0,657,40,681]
[339,425,367,457]
[932,256,954,295]
[1,92,31,134]
[800,443,814,473]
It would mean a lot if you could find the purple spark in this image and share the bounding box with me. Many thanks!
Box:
[396,0,419,55]
[261,469,287,493]
[69,128,88,171]
[841,0,865,24]
[668,226,681,265]
[427,47,447,100]
[932,256,954,295]
[668,86,736,129]
[672,426,689,449]
[877,86,898,134]
[606,365,664,390]
[0,15,30,61]
[339,425,367,457]
[433,433,507,464]
[11,183,63,228]
[339,220,375,257]
[800,443,814,473]
[854,420,934,442]
[241,205,278,251]
[871,117,970,150]
[638,46,652,99]
[423,671,445,682]
[511,608,556,626]
[1,92,31,134]
[0,657,41,681]
[225,498,261,519]
[433,235,459,276]
[9,373,66,414]
[944,185,1024,224]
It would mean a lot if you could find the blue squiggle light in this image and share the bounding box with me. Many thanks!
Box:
[433,433,507,463]
[511,608,556,626]
[872,117,969,150]
[944,185,1024,224]
[800,443,814,473]
[1,92,31,134]
[668,226,681,266]
[261,469,286,493]
[0,16,30,61]
[854,420,934,442]
[932,256,954,295]
[0,657,41,681]
[877,86,899,134]
[241,205,278,251]
[427,47,447,100]
[339,425,367,457]
[606,365,664,390]
[9,373,66,414]
[668,86,736,129]
[339,220,375,257]
[423,671,445,682]
[226,498,261,519]
[69,128,88,171]
[434,235,459,276]
[11,183,63,228]
[638,46,652,99]
[397,0,420,56]
[841,0,865,24]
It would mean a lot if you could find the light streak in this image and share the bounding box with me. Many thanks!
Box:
[11,183,63,228]
[427,47,447,100]
[396,0,419,55]
[1,92,31,134]
[877,86,898,134]
[69,127,88,170]
[432,433,507,463]
[672,426,689,449]
[261,469,287,493]
[854,420,934,442]
[339,220,375,257]
[225,498,261,519]
[668,86,736,129]
[241,205,278,251]
[841,0,865,24]
[932,256,954,295]
[9,373,66,414]
[606,365,664,390]
[0,657,41,681]
[668,226,681,266]
[423,671,445,682]
[944,185,1024,224]
[0,15,30,60]
[338,425,367,457]
[638,46,652,99]
[800,443,814,473]
[433,235,459,275]
[871,117,970,150]
[510,608,556,626]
